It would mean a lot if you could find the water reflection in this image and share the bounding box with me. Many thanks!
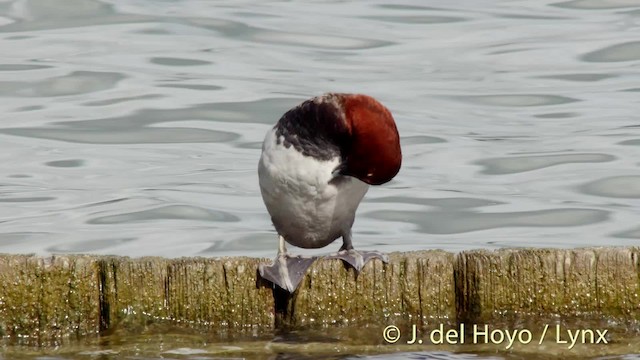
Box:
[0,0,638,261]
[579,176,640,198]
[475,153,615,175]
[553,0,640,9]
[451,94,579,107]
[349,352,505,360]
[0,71,125,97]
[368,207,610,235]
[582,41,640,62]
[44,159,85,167]
[87,204,240,224]
[149,56,213,66]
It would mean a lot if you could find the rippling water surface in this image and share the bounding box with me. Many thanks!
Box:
[2,0,640,258]
[0,0,640,257]
[1,0,640,356]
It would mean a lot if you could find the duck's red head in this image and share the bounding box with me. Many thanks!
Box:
[337,94,402,185]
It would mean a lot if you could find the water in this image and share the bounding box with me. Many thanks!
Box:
[1,0,640,358]
[2,0,639,259]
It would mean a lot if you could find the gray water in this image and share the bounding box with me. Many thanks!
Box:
[2,0,639,259]
[1,0,640,358]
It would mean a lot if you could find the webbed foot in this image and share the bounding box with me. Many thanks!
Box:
[325,249,388,272]
[258,254,317,293]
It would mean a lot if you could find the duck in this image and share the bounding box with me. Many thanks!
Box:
[257,93,401,292]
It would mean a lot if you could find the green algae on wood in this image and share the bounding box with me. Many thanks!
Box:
[0,248,639,347]
[285,250,456,327]
[0,255,100,345]
[98,256,274,331]
[454,247,640,323]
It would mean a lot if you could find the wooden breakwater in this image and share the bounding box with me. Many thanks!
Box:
[0,247,638,346]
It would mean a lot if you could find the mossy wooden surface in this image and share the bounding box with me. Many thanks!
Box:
[287,250,455,327]
[455,247,640,323]
[0,255,99,345]
[0,247,639,346]
[98,256,274,331]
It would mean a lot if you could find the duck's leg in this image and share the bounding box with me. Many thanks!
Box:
[258,235,317,292]
[325,232,388,271]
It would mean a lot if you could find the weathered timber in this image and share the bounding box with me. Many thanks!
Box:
[0,248,638,345]
[455,247,640,323]
[283,250,455,327]
[0,255,100,343]
[98,256,274,330]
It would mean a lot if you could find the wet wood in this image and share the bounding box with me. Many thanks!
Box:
[0,247,638,345]
[455,247,640,322]
[282,250,455,327]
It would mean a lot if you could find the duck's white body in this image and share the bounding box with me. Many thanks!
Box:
[258,128,369,249]
[257,93,401,292]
